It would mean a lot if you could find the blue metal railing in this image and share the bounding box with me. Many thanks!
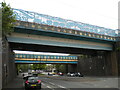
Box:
[13,8,118,37]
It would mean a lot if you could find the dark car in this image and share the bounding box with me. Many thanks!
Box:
[23,75,32,80]
[25,77,41,90]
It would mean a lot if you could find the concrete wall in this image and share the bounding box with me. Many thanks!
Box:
[2,36,17,88]
[0,39,2,90]
[68,50,118,76]
[0,6,2,90]
[105,40,119,76]
[107,51,118,76]
[116,41,120,76]
[68,64,77,73]
[77,53,106,76]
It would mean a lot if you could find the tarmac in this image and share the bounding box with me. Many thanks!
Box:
[2,73,120,90]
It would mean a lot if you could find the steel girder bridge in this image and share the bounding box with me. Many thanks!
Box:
[7,8,119,53]
[15,53,78,64]
[5,8,119,54]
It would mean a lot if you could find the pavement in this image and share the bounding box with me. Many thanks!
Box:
[3,74,24,89]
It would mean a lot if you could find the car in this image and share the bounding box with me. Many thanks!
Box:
[57,72,64,76]
[23,75,33,80]
[74,72,83,77]
[48,72,56,76]
[67,72,75,77]
[32,73,38,77]
[23,73,33,80]
[25,76,41,90]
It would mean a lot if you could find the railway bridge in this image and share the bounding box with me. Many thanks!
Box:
[1,8,120,88]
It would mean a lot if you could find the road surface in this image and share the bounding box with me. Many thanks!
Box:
[3,73,119,90]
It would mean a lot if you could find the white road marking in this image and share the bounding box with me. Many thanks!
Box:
[57,85,66,88]
[43,82,54,90]
[47,86,52,88]
[42,80,67,89]
[42,83,45,86]
[46,86,55,90]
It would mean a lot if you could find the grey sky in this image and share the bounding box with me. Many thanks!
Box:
[2,0,119,29]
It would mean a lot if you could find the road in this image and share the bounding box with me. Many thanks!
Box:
[3,73,119,90]
[39,76,119,89]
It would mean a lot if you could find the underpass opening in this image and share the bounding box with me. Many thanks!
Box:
[8,37,118,76]
[10,41,113,76]
[14,51,76,76]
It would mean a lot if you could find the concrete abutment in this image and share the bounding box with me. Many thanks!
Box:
[2,36,17,88]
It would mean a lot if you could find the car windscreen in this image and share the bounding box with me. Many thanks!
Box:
[28,77,39,82]
[28,77,38,80]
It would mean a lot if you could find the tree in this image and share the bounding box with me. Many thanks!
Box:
[117,47,120,51]
[17,64,29,72]
[2,2,16,35]
[55,64,66,73]
[31,64,46,70]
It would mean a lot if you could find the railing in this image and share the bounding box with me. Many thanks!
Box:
[13,8,118,37]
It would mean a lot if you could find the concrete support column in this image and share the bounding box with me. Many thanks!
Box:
[110,51,118,76]
[0,5,2,90]
[2,36,17,88]
[105,51,112,76]
[116,41,120,76]
[105,51,118,76]
[0,39,2,90]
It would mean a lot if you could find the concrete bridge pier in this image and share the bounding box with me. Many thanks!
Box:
[116,40,120,76]
[105,51,118,76]
[0,39,2,90]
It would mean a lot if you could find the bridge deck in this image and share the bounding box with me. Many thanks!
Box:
[14,20,116,42]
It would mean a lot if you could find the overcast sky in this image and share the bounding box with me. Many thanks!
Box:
[1,0,119,55]
[13,50,70,56]
[1,0,119,30]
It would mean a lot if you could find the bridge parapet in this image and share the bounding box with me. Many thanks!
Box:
[14,20,117,42]
[13,8,117,37]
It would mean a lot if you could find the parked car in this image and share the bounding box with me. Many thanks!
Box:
[57,72,64,76]
[32,73,38,77]
[24,76,41,90]
[67,72,75,77]
[67,72,83,77]
[74,72,83,77]
[48,72,56,76]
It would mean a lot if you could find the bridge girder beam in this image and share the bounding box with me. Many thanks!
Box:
[9,42,100,55]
